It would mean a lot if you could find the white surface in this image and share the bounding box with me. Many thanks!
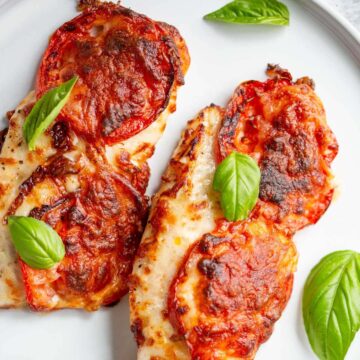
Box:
[0,0,360,359]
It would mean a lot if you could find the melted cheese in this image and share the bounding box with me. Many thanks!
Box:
[106,93,172,169]
[0,92,55,307]
[130,106,224,359]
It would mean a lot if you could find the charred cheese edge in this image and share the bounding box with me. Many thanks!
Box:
[130,106,224,359]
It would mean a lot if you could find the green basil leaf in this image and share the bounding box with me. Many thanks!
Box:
[204,0,289,26]
[213,152,260,221]
[8,216,65,270]
[303,250,360,360]
[23,76,78,151]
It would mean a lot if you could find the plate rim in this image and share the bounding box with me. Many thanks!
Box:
[300,0,360,62]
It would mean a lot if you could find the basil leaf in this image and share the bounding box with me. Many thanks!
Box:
[23,76,78,151]
[303,250,360,360]
[204,0,289,26]
[213,152,260,221]
[8,216,65,269]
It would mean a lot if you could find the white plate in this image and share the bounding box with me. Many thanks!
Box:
[0,0,359,359]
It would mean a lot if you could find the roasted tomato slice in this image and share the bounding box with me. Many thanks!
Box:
[217,65,338,234]
[36,3,185,144]
[168,220,297,360]
[21,168,147,311]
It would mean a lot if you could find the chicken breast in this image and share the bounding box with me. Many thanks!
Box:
[130,65,338,359]
[0,2,189,310]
